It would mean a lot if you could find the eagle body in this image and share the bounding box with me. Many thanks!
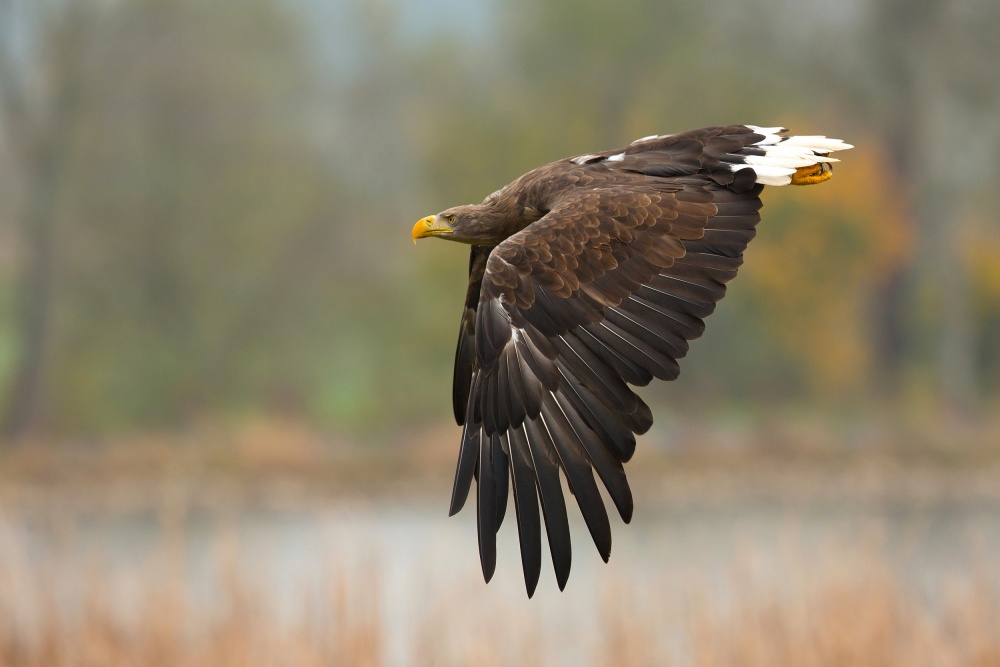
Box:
[412,125,852,597]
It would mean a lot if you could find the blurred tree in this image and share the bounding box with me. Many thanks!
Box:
[854,0,1000,407]
[754,0,1000,406]
[0,0,93,436]
[738,149,911,397]
[0,0,358,433]
[1,0,997,439]
[56,0,345,431]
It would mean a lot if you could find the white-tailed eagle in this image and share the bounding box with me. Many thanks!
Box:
[412,125,852,597]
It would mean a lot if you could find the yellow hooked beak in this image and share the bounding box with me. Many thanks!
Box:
[411,215,454,243]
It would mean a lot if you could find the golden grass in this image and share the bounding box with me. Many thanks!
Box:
[0,551,383,667]
[1,414,999,666]
[1,535,998,667]
[599,567,1000,667]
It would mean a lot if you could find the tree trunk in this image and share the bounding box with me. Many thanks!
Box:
[0,7,87,438]
[1,142,61,437]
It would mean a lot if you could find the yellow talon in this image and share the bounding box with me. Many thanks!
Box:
[791,162,834,186]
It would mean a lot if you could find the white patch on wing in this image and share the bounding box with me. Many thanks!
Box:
[512,327,524,345]
[570,154,601,165]
[630,134,661,145]
[607,152,626,162]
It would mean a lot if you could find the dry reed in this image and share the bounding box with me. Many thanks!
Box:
[1,530,998,667]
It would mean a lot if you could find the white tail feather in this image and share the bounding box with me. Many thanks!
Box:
[734,125,852,186]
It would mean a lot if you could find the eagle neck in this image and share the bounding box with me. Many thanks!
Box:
[480,193,530,240]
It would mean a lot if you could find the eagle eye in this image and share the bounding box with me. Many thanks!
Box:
[444,213,456,222]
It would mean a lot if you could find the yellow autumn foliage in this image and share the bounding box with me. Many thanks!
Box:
[964,216,1000,315]
[740,141,913,395]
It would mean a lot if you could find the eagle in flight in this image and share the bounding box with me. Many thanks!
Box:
[412,125,852,597]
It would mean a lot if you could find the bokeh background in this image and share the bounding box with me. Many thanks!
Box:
[1,0,1000,665]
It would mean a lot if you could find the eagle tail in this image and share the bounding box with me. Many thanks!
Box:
[728,125,853,186]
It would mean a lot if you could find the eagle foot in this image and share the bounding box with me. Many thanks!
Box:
[791,162,834,185]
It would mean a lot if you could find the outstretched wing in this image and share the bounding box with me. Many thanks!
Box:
[453,246,492,425]
[450,179,762,595]
[448,125,850,597]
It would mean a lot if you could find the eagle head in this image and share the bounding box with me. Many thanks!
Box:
[411,204,499,245]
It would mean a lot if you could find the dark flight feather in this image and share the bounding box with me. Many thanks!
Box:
[522,417,572,589]
[542,391,613,561]
[507,428,542,597]
[429,124,851,594]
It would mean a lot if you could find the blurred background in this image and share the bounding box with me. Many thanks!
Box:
[1,0,999,664]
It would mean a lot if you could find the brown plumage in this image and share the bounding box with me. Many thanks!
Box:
[412,124,852,597]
